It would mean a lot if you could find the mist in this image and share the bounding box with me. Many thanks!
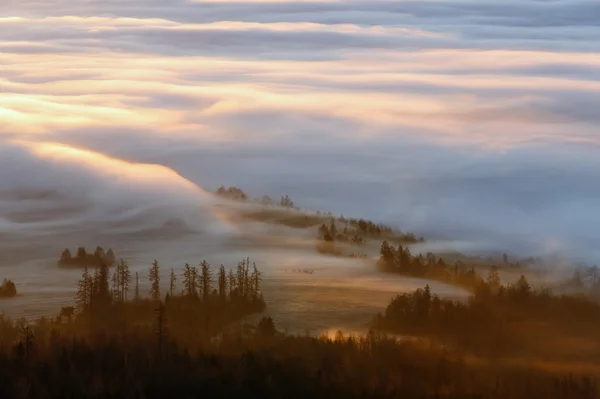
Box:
[1,0,600,334]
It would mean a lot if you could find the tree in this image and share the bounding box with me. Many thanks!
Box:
[76,247,87,259]
[19,325,34,367]
[75,266,92,308]
[503,253,509,264]
[486,266,500,292]
[516,275,531,298]
[169,268,177,297]
[572,268,584,288]
[134,272,140,301]
[149,260,161,301]
[60,249,72,262]
[154,303,167,358]
[200,261,212,301]
[257,316,276,337]
[106,249,116,266]
[218,265,227,300]
[0,278,17,298]
[330,220,338,238]
[379,241,395,267]
[182,263,197,297]
[118,259,132,302]
[280,195,295,208]
[228,270,236,296]
[112,269,119,302]
[90,264,111,315]
[94,246,106,261]
[250,262,262,300]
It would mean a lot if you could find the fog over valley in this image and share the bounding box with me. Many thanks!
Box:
[1,0,599,332]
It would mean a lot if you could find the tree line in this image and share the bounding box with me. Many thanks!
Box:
[377,240,485,291]
[372,270,600,361]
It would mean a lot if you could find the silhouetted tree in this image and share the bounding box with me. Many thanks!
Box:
[60,248,72,262]
[134,272,140,301]
[257,316,276,337]
[280,195,295,208]
[487,266,500,293]
[228,270,236,296]
[200,261,212,301]
[182,263,197,297]
[118,259,132,302]
[76,247,87,259]
[250,262,262,300]
[169,268,177,297]
[218,265,227,300]
[154,303,167,358]
[0,278,17,298]
[149,261,160,301]
[75,266,92,308]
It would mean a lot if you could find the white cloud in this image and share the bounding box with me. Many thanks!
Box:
[1,0,599,264]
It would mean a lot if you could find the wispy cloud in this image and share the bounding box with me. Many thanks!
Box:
[1,0,599,262]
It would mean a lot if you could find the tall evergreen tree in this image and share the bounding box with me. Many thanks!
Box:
[169,268,177,297]
[149,260,161,301]
[228,269,236,297]
[200,261,212,301]
[330,219,338,238]
[154,303,167,359]
[250,262,262,300]
[118,259,132,302]
[75,265,91,309]
[182,263,191,296]
[218,265,227,300]
[486,266,501,292]
[134,272,140,301]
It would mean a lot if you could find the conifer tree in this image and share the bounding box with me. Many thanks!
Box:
[134,272,140,301]
[118,259,132,302]
[149,260,161,301]
[228,269,236,297]
[112,268,119,302]
[330,219,338,238]
[236,261,245,297]
[169,268,177,297]
[487,266,501,292]
[154,303,167,359]
[250,262,262,300]
[75,265,91,309]
[218,265,227,300]
[200,260,212,301]
[183,263,193,297]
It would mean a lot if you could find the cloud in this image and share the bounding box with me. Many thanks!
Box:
[0,0,599,266]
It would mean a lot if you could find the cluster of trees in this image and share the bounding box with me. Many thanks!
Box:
[571,265,600,291]
[377,241,484,291]
[0,278,16,298]
[215,185,248,201]
[215,185,298,209]
[372,272,600,360]
[0,311,598,398]
[58,246,116,268]
[318,221,366,245]
[318,218,423,244]
[70,257,266,341]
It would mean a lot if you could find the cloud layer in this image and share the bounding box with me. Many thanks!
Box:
[1,0,600,262]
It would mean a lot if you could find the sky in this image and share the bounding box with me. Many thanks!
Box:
[1,0,600,262]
